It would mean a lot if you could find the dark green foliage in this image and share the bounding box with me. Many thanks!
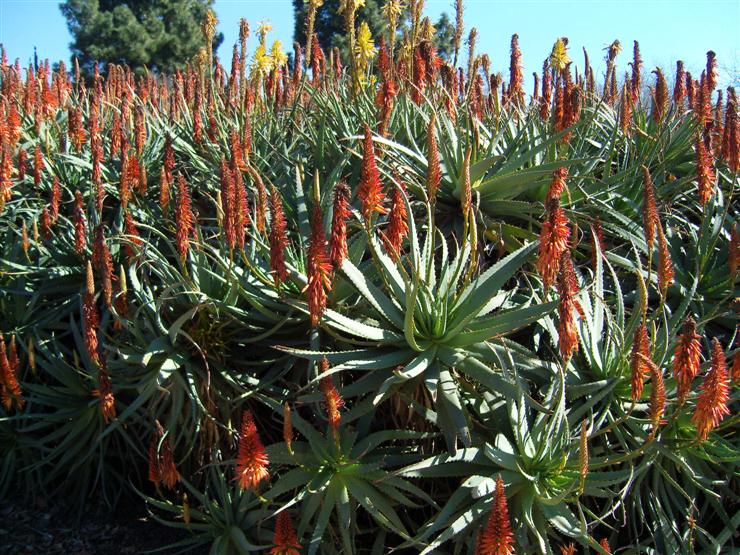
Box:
[59,0,224,75]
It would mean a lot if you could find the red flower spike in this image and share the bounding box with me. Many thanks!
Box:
[692,338,730,441]
[656,224,674,295]
[537,199,571,294]
[73,190,86,255]
[357,124,387,222]
[426,113,441,204]
[547,167,568,203]
[306,205,332,327]
[0,335,23,411]
[475,475,514,555]
[82,261,101,367]
[269,185,289,287]
[641,166,659,252]
[175,174,194,261]
[382,179,409,260]
[631,322,651,401]
[557,253,582,361]
[93,370,116,423]
[696,132,716,206]
[673,318,702,403]
[271,511,301,555]
[123,210,143,259]
[235,410,269,491]
[329,182,351,270]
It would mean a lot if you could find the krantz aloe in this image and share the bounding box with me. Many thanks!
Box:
[0,2,737,554]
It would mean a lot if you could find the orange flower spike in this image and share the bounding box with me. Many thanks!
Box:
[93,370,116,423]
[235,410,270,491]
[329,182,351,269]
[692,338,730,441]
[475,475,515,555]
[320,366,344,434]
[123,210,143,259]
[547,167,568,203]
[696,132,716,206]
[82,261,101,367]
[645,357,666,436]
[641,166,659,252]
[382,179,410,260]
[159,434,180,489]
[271,511,301,555]
[175,174,194,261]
[656,224,674,295]
[537,199,571,294]
[673,318,702,403]
[599,538,612,553]
[40,207,53,240]
[556,253,582,361]
[357,124,387,223]
[630,322,651,401]
[73,190,86,256]
[93,225,114,308]
[159,167,170,216]
[560,544,576,555]
[50,177,62,222]
[148,435,162,487]
[33,144,42,187]
[426,113,441,204]
[306,205,333,327]
[269,185,289,287]
[0,335,23,411]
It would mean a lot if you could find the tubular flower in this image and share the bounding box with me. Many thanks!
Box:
[269,185,289,286]
[706,50,718,92]
[33,144,42,187]
[692,338,730,441]
[0,335,23,411]
[656,224,674,295]
[175,174,194,261]
[642,166,660,252]
[412,46,427,105]
[220,159,236,250]
[537,199,571,294]
[306,205,332,327]
[631,322,651,401]
[235,410,269,491]
[540,58,552,120]
[73,190,86,255]
[93,370,116,423]
[547,167,568,203]
[329,182,351,269]
[557,253,582,361]
[82,261,101,367]
[382,178,409,260]
[696,132,716,206]
[357,124,386,222]
[271,511,301,555]
[123,211,143,260]
[475,475,514,555]
[426,113,441,204]
[673,318,702,403]
[599,538,612,553]
[147,422,179,489]
[560,544,576,555]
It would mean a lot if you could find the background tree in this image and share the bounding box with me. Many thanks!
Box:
[293,0,455,61]
[60,0,224,76]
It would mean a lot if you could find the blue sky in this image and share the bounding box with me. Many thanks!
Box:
[0,0,738,88]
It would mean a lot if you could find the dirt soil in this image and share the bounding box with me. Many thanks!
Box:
[0,495,202,555]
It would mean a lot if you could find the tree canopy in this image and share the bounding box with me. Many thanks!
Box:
[292,0,455,61]
[60,0,223,75]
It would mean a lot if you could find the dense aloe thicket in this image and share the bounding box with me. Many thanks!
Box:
[0,3,738,554]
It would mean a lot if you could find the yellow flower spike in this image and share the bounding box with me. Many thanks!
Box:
[257,20,272,45]
[271,40,288,68]
[355,22,376,62]
[550,37,571,72]
[382,0,403,19]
